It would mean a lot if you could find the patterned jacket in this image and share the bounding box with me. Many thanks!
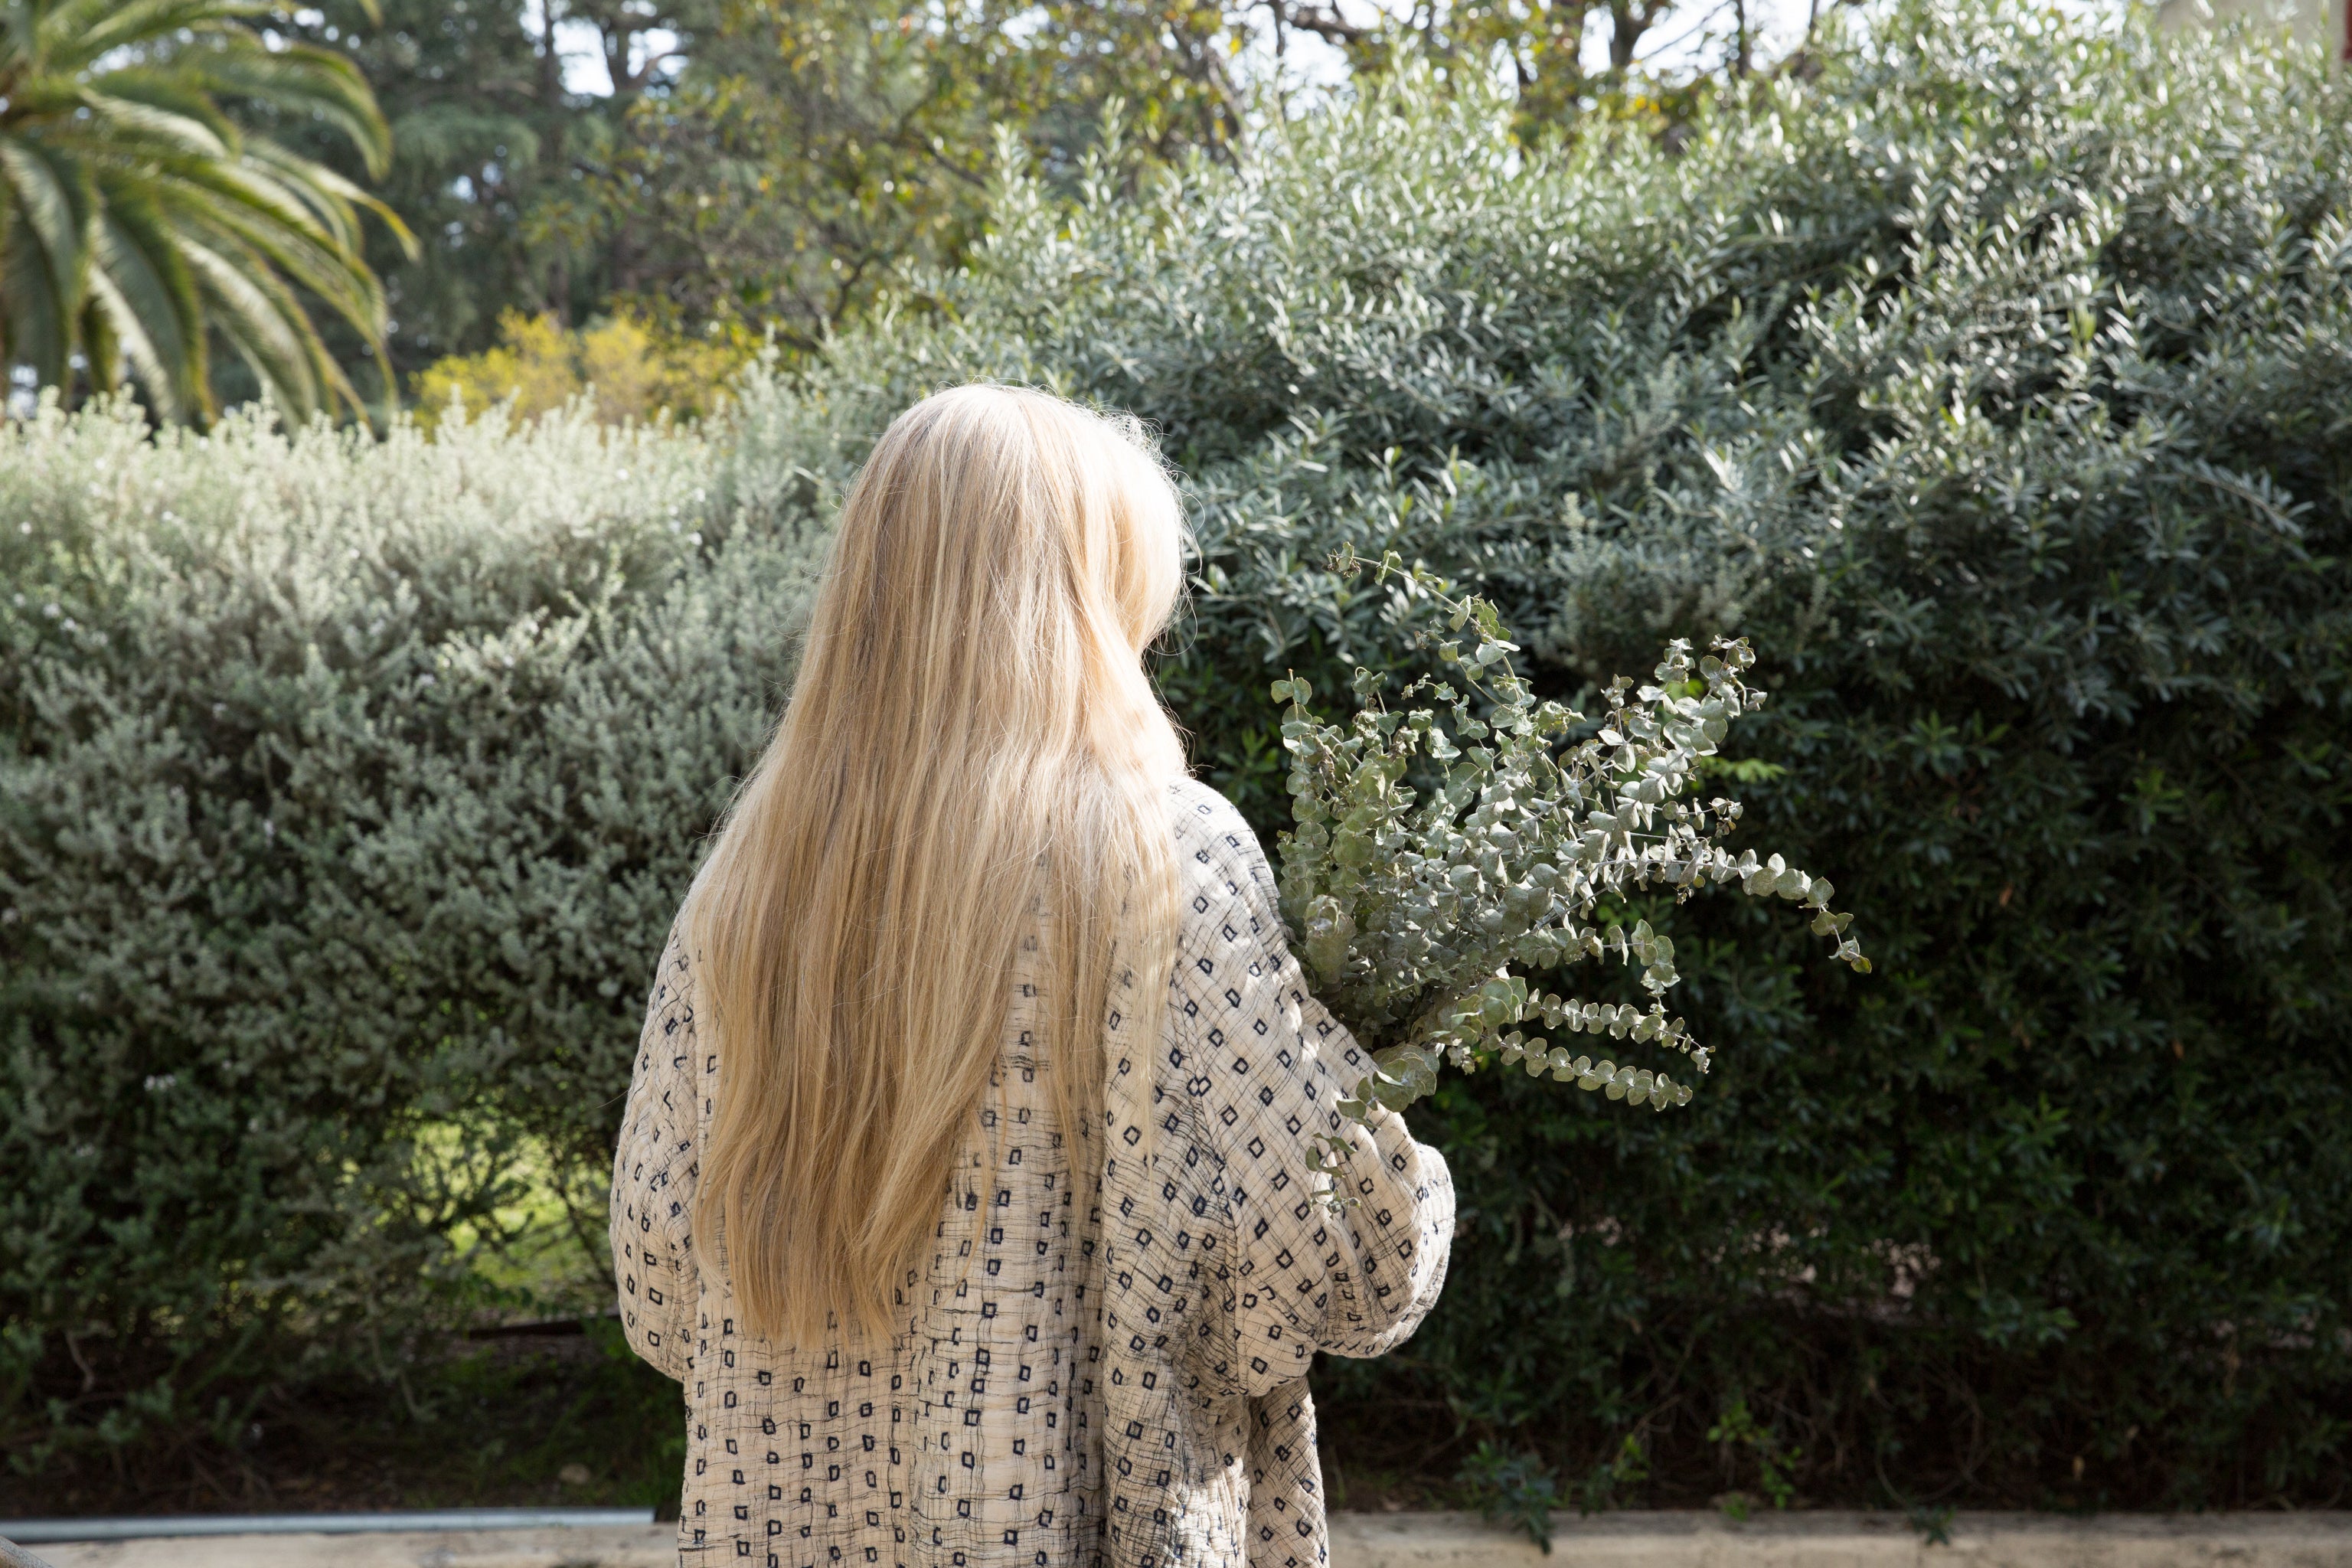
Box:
[609,777,1456,1568]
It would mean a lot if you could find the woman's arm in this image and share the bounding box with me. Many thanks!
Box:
[608,927,702,1383]
[1169,789,1456,1396]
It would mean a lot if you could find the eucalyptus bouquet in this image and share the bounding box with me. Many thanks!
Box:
[1272,552,1867,1171]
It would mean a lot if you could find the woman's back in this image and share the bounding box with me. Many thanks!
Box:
[611,776,1455,1568]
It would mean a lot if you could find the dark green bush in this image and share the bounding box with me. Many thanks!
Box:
[7,0,2349,1507]
[857,8,2352,1506]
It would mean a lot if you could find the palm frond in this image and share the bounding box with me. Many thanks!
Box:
[0,136,93,377]
[83,67,240,146]
[2,0,399,423]
[175,230,319,413]
[78,85,232,159]
[2,211,74,378]
[89,185,203,414]
[178,227,364,420]
[192,39,392,177]
[173,182,384,333]
[85,258,178,419]
[55,0,266,67]
[243,136,417,260]
[162,149,342,245]
[77,287,121,390]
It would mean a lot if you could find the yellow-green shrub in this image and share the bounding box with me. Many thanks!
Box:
[410,309,755,430]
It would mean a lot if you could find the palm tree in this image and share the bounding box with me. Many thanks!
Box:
[0,0,416,423]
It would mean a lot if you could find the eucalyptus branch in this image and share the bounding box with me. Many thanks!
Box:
[1272,550,1867,1197]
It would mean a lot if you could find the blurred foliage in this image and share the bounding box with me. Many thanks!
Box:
[575,0,1250,345]
[7,2,2352,1511]
[269,0,1796,384]
[410,309,755,428]
[267,0,711,384]
[1455,1438,1566,1547]
[258,0,1260,375]
[4,1318,688,1516]
[1291,0,1769,140]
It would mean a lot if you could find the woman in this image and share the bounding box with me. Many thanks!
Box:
[609,385,1455,1568]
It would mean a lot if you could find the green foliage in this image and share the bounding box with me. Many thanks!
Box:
[8,1,2352,1509]
[132,0,1773,391]
[0,369,843,1472]
[272,0,706,380]
[1577,1432,1651,1514]
[799,4,2352,1502]
[0,0,414,422]
[1455,1439,1564,1550]
[582,0,1249,346]
[410,307,753,430]
[1270,549,1864,1160]
[1705,1396,1802,1516]
[1906,1503,1955,1546]
[282,0,1259,374]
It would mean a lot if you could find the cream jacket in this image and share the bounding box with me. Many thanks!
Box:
[609,778,1455,1568]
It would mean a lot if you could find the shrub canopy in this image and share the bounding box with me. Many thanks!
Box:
[5,2,2349,1507]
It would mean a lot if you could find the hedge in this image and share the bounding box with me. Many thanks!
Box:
[0,390,852,1470]
[6,0,2350,1508]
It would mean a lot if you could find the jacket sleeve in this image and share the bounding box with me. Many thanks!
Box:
[609,924,703,1383]
[1168,789,1455,1397]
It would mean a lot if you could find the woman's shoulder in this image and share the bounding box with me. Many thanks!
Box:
[1162,775,1280,929]
[642,906,701,1047]
[1164,774,1259,861]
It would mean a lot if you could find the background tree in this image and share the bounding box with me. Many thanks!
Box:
[563,0,1804,351]
[1269,0,1792,140]
[578,0,1250,347]
[0,0,414,421]
[274,0,707,384]
[47,0,1781,393]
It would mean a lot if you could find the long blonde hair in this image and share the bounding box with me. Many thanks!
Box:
[685,384,1189,1347]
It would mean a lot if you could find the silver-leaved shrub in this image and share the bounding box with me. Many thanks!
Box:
[0,378,846,1469]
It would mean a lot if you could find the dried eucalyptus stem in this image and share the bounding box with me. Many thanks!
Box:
[1273,550,1867,1189]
